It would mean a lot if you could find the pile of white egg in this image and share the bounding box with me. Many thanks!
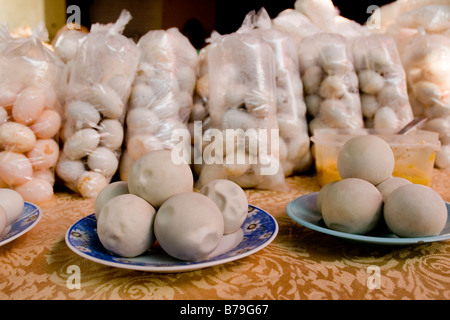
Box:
[0,84,61,203]
[95,150,249,260]
[317,134,447,237]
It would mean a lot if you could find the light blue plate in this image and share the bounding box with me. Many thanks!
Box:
[286,192,450,246]
[0,202,42,247]
[65,204,278,272]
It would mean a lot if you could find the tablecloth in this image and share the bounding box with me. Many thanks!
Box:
[1,168,450,300]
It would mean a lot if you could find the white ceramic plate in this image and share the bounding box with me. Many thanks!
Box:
[286,192,450,246]
[65,204,278,272]
[0,202,42,247]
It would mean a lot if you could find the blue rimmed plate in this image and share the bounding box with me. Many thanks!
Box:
[65,204,278,272]
[286,192,450,246]
[0,202,42,247]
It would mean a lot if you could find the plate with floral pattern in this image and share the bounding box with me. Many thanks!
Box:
[65,204,278,272]
[0,202,42,247]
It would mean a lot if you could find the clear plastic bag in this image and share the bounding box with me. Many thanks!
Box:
[351,33,414,131]
[299,32,363,134]
[57,10,140,197]
[196,26,288,191]
[241,8,312,176]
[0,22,65,204]
[119,27,198,181]
[401,32,450,168]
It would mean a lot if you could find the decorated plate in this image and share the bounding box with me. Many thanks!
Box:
[0,202,42,247]
[65,204,278,272]
[286,192,450,246]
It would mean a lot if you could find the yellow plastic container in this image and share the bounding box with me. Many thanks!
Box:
[310,128,440,187]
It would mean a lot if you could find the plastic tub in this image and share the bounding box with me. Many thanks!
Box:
[311,128,440,187]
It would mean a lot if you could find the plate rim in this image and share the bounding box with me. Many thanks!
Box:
[286,192,450,245]
[65,204,279,272]
[0,201,42,247]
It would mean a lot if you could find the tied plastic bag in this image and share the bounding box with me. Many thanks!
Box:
[299,32,363,134]
[196,29,288,191]
[401,32,450,168]
[0,22,65,204]
[351,33,414,131]
[240,8,312,176]
[119,27,198,180]
[56,10,140,197]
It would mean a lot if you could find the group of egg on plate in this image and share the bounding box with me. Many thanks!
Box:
[316,134,447,238]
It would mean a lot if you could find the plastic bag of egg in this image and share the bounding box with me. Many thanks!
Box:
[0,23,64,204]
[316,134,447,238]
[95,150,249,260]
[56,10,140,198]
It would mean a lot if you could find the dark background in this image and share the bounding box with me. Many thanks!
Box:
[65,0,394,48]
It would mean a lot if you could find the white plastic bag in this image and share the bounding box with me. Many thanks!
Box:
[352,33,414,131]
[119,27,198,181]
[299,32,363,134]
[57,10,140,197]
[196,29,288,191]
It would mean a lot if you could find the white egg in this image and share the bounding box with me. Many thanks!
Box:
[127,150,193,208]
[98,119,124,151]
[0,151,33,186]
[86,85,124,119]
[130,83,155,108]
[0,81,24,109]
[12,86,46,125]
[63,128,100,160]
[94,181,129,219]
[126,108,158,132]
[77,171,108,198]
[360,94,379,118]
[319,75,347,99]
[87,147,119,177]
[27,139,60,170]
[55,153,86,183]
[65,100,101,129]
[0,122,36,153]
[97,193,156,257]
[33,169,55,186]
[30,109,62,139]
[200,179,248,234]
[358,69,385,95]
[154,192,224,261]
[412,80,442,106]
[376,176,412,200]
[0,188,24,225]
[126,134,163,161]
[319,99,351,128]
[373,106,399,131]
[14,178,54,204]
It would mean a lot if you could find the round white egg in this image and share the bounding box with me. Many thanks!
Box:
[77,171,108,198]
[63,128,100,160]
[154,192,224,261]
[0,151,33,186]
[321,178,383,234]
[0,122,37,153]
[384,184,448,237]
[127,150,194,208]
[55,153,86,184]
[27,139,60,170]
[30,109,62,139]
[94,181,129,219]
[200,179,248,234]
[337,135,395,185]
[86,85,124,119]
[14,178,54,204]
[12,86,46,125]
[65,100,101,129]
[0,188,25,226]
[376,176,412,201]
[98,119,124,150]
[87,147,119,177]
[97,193,156,257]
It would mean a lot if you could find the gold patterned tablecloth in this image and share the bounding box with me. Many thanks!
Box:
[1,169,450,300]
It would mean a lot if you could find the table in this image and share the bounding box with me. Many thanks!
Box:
[1,168,450,300]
